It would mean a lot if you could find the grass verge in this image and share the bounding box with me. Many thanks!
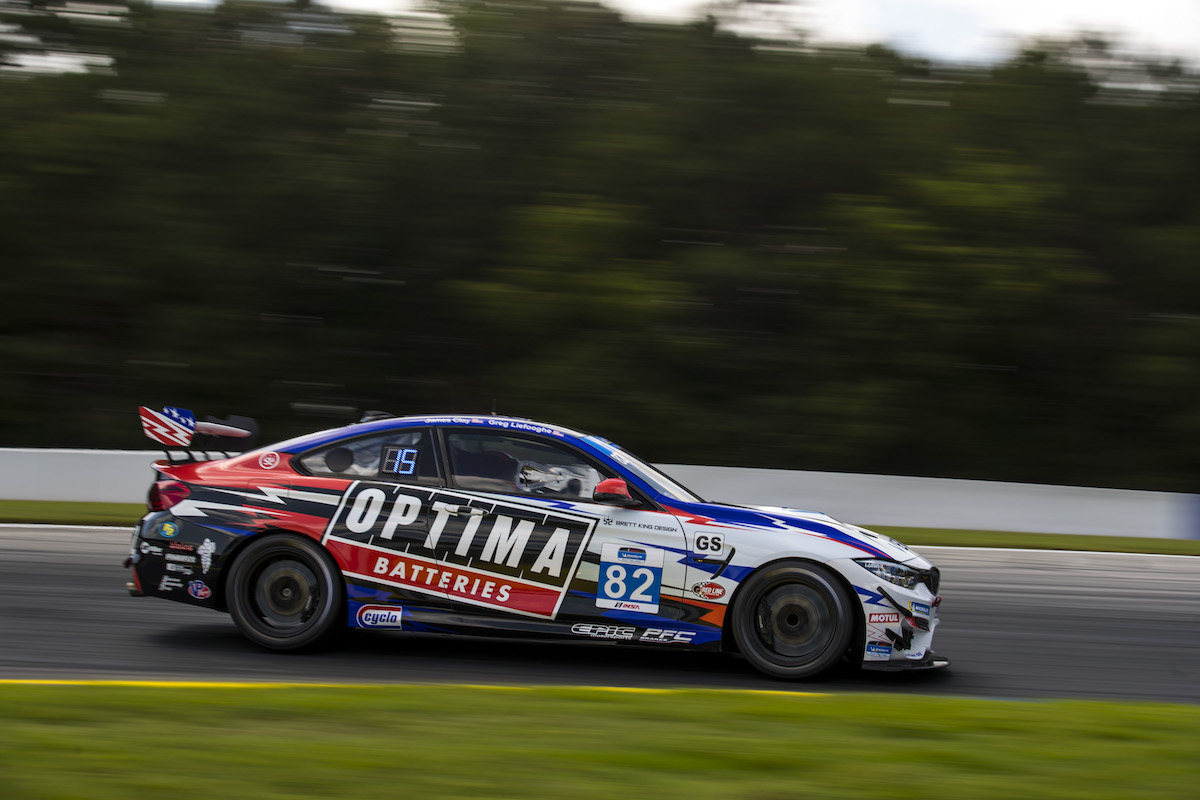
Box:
[0,684,1196,799]
[2,500,1197,555]
[0,500,144,526]
[875,526,1200,555]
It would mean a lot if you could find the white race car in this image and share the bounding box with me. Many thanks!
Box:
[129,409,946,679]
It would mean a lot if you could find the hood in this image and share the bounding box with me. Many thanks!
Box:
[664,499,926,565]
[749,505,926,565]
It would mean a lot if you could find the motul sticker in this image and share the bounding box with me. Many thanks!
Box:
[868,612,900,624]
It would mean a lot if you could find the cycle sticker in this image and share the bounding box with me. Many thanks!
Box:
[596,543,663,614]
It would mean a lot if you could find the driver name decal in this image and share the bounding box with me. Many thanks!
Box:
[322,482,596,619]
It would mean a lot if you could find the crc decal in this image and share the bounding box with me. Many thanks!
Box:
[571,623,636,641]
[322,482,596,619]
[187,580,212,600]
[693,533,724,556]
[910,601,931,616]
[258,452,281,470]
[640,628,696,644]
[868,612,900,624]
[159,522,179,538]
[691,581,725,600]
[597,542,663,614]
[356,605,404,629]
[197,538,216,573]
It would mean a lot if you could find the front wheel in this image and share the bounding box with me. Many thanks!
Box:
[226,534,344,651]
[730,560,856,680]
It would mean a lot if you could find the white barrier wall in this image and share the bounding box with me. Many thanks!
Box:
[0,449,162,504]
[663,465,1196,539]
[0,448,1195,538]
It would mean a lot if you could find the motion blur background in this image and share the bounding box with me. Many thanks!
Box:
[2,0,1198,491]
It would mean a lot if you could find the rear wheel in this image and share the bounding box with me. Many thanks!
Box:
[226,534,344,650]
[730,560,856,679]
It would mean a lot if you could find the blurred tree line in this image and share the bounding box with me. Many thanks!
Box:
[2,0,1199,490]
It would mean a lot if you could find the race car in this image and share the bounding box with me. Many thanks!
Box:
[127,406,947,679]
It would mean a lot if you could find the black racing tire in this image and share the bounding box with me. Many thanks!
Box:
[730,560,857,680]
[226,533,345,651]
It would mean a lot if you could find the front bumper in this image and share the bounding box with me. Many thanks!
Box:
[836,557,945,669]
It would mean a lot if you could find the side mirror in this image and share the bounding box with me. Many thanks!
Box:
[593,478,641,508]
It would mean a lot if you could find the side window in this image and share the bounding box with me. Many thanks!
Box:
[446,431,611,500]
[298,428,441,485]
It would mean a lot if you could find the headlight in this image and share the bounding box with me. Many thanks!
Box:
[855,559,922,589]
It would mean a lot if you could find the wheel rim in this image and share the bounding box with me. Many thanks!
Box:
[251,557,320,629]
[752,583,837,662]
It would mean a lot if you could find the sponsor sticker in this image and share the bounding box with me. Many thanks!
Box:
[166,553,196,563]
[187,580,212,600]
[323,482,596,620]
[168,542,194,552]
[639,628,696,644]
[597,542,664,614]
[691,581,725,600]
[692,533,725,556]
[617,546,646,562]
[158,575,184,592]
[166,563,193,574]
[258,452,281,470]
[140,541,164,556]
[159,522,179,538]
[865,641,892,660]
[868,612,900,624]
[906,648,927,660]
[197,538,216,573]
[356,605,404,629]
[910,601,931,616]
[571,623,636,641]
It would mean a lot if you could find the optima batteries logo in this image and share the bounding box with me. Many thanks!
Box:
[357,605,403,629]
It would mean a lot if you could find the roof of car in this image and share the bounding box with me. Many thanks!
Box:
[273,414,591,454]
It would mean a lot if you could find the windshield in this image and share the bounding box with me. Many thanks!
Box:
[583,436,704,503]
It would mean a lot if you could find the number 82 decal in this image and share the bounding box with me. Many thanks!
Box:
[596,543,664,614]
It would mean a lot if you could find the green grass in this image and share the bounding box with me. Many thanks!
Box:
[0,684,1196,799]
[2,500,1198,554]
[875,526,1200,555]
[0,500,145,526]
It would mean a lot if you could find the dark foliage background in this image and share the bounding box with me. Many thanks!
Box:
[2,0,1198,489]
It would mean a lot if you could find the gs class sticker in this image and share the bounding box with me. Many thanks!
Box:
[596,543,663,614]
[693,532,725,556]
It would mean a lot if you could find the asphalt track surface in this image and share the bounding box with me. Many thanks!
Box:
[2,526,1198,702]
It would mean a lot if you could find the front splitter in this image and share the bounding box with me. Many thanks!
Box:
[860,652,950,672]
